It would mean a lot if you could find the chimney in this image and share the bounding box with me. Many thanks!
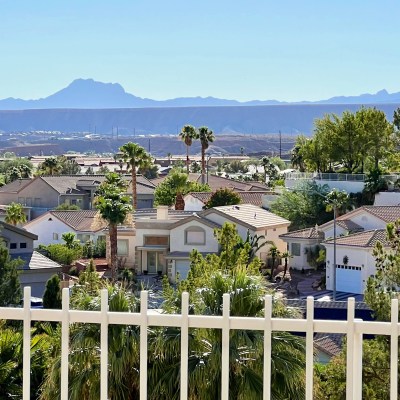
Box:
[156,205,169,220]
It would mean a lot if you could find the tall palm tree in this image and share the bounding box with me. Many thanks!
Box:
[119,142,152,209]
[5,202,27,226]
[179,125,197,174]
[198,126,215,184]
[94,173,132,280]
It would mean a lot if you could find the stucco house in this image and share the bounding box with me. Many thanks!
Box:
[23,210,107,247]
[0,174,156,219]
[0,221,62,297]
[280,206,400,294]
[117,204,290,281]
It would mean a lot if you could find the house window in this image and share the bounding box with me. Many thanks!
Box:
[20,243,27,249]
[117,239,129,256]
[18,197,25,204]
[10,243,17,249]
[77,234,91,243]
[26,197,32,206]
[185,227,206,245]
[144,236,169,246]
[291,243,301,256]
[53,233,59,240]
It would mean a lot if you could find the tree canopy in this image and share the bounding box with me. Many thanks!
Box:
[203,187,241,209]
[292,108,396,173]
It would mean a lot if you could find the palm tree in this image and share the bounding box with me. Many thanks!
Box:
[119,142,152,209]
[41,157,59,175]
[167,171,189,210]
[5,202,27,226]
[179,125,197,174]
[39,285,140,400]
[268,244,280,280]
[94,173,133,280]
[198,126,215,184]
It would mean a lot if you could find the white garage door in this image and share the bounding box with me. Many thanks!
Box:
[336,266,362,294]
[176,260,191,280]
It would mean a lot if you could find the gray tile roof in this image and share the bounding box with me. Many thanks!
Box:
[0,178,32,193]
[314,333,344,357]
[202,203,290,229]
[323,229,389,247]
[40,174,155,195]
[320,206,400,230]
[280,226,324,240]
[336,219,364,232]
[14,251,62,270]
[49,210,107,232]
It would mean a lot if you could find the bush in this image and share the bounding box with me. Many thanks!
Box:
[46,244,82,265]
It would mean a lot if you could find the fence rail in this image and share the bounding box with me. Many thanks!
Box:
[0,287,399,400]
[284,172,400,183]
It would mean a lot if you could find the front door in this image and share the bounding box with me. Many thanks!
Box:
[147,251,164,274]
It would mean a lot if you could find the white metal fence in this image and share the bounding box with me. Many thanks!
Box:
[0,287,399,400]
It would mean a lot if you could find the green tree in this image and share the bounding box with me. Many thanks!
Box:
[119,142,152,209]
[179,124,198,174]
[44,243,82,265]
[38,157,60,175]
[270,181,332,230]
[268,244,280,279]
[0,241,22,306]
[138,163,158,179]
[57,156,81,175]
[98,165,110,174]
[42,274,62,309]
[190,161,201,173]
[198,126,215,184]
[55,202,80,210]
[61,232,81,250]
[5,202,27,226]
[203,188,241,209]
[94,173,133,280]
[154,171,210,208]
[394,107,400,131]
[85,166,95,175]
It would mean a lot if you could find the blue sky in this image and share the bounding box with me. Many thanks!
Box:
[0,0,398,101]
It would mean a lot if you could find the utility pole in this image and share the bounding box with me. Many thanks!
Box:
[148,138,151,154]
[279,130,282,159]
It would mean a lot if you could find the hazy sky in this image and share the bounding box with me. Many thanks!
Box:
[0,0,398,101]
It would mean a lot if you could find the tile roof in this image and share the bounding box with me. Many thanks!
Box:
[320,206,400,230]
[187,191,269,207]
[0,221,38,240]
[0,178,32,193]
[336,219,364,232]
[48,210,106,232]
[151,174,269,193]
[323,229,390,247]
[40,174,155,195]
[203,203,290,229]
[280,226,324,240]
[14,251,62,270]
[314,333,344,357]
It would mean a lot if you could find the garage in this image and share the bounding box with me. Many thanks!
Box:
[175,260,191,280]
[336,266,362,294]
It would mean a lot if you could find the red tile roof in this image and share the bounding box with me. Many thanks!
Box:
[323,229,389,247]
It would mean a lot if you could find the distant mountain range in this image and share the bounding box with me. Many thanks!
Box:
[1,79,400,109]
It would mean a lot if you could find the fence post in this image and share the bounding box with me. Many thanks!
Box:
[140,291,148,400]
[23,287,31,400]
[180,292,189,400]
[353,319,363,400]
[263,295,272,400]
[306,296,314,400]
[221,293,230,400]
[390,299,398,400]
[100,289,109,400]
[61,287,70,400]
[346,298,355,399]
